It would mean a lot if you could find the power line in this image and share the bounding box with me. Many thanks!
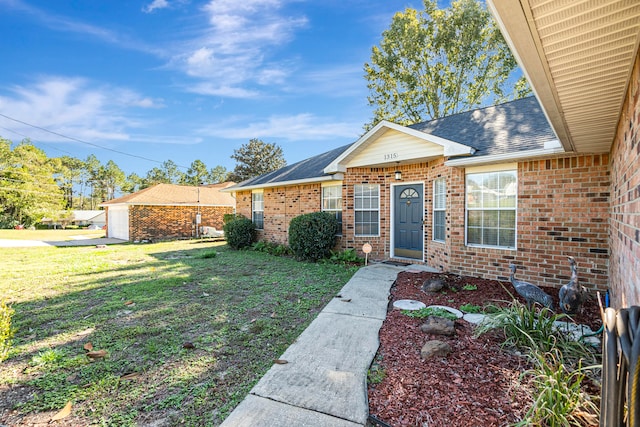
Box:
[0,125,76,156]
[0,112,190,169]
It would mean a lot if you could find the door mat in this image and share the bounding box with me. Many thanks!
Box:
[382,260,411,267]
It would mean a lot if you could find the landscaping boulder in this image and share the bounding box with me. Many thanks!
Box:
[421,340,452,360]
[421,277,444,293]
[420,316,456,336]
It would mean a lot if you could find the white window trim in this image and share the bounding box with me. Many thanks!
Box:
[251,190,264,230]
[432,178,446,243]
[464,168,517,250]
[321,184,343,235]
[354,184,380,237]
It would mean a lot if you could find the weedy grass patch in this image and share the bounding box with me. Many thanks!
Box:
[0,240,358,426]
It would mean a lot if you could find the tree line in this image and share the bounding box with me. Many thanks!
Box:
[0,137,285,228]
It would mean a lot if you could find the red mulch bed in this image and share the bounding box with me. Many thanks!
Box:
[367,271,602,427]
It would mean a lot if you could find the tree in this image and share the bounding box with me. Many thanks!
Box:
[364,0,530,127]
[209,165,229,183]
[182,159,209,186]
[0,138,65,227]
[228,139,286,182]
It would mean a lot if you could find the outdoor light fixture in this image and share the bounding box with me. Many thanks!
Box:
[395,170,402,180]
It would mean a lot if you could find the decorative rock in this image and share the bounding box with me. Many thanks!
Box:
[463,313,487,325]
[427,305,463,319]
[421,278,444,293]
[420,316,456,336]
[393,299,426,311]
[421,340,452,360]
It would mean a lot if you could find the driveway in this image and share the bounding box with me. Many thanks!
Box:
[0,237,126,248]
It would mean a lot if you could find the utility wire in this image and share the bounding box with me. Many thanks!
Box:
[0,112,190,169]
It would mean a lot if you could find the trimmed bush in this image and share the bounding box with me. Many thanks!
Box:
[223,213,244,224]
[288,212,338,261]
[223,216,256,249]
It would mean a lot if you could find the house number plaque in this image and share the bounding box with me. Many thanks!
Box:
[384,153,398,161]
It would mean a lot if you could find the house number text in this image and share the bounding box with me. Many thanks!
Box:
[384,153,398,161]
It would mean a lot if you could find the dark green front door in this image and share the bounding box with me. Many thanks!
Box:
[394,184,423,259]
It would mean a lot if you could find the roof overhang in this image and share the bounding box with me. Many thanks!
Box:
[323,121,474,174]
[220,173,345,193]
[488,0,640,154]
[445,139,564,167]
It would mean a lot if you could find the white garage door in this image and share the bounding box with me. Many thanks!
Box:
[107,206,129,240]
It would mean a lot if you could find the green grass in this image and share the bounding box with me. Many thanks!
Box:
[0,240,359,426]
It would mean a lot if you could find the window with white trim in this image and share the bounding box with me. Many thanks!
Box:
[433,178,446,242]
[466,170,516,248]
[252,191,264,230]
[354,184,379,236]
[322,185,342,235]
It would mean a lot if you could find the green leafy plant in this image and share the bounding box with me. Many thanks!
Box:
[198,249,217,259]
[288,212,339,262]
[327,248,364,265]
[402,307,457,320]
[223,216,256,249]
[516,350,600,427]
[459,303,482,313]
[0,299,15,362]
[252,241,292,257]
[461,284,477,291]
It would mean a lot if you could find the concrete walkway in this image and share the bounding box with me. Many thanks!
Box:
[0,237,126,247]
[221,262,438,427]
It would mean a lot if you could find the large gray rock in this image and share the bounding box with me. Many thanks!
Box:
[421,340,452,360]
[420,316,456,336]
[421,277,445,293]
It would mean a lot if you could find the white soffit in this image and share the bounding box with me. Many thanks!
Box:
[489,0,640,154]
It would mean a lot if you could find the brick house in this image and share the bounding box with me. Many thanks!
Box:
[101,182,235,242]
[226,0,640,308]
[225,96,610,294]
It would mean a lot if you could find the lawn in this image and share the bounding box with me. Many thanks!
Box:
[0,240,359,426]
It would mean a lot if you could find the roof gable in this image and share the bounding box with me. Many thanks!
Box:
[324,121,475,173]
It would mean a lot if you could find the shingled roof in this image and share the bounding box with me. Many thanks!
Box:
[229,96,558,190]
[410,96,557,157]
[101,182,236,206]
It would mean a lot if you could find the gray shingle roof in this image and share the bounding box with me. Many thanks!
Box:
[230,97,555,190]
[409,96,556,157]
[230,143,352,188]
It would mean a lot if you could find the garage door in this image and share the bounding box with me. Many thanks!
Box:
[107,206,129,240]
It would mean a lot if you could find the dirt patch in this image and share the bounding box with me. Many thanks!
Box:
[367,271,601,427]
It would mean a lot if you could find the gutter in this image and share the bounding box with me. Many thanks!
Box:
[220,173,344,193]
[445,141,566,167]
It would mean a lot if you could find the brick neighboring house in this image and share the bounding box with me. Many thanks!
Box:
[224,96,611,294]
[101,182,235,242]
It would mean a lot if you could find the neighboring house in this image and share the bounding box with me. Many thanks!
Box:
[101,182,236,242]
[41,210,106,229]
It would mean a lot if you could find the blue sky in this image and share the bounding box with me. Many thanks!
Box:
[0,0,424,177]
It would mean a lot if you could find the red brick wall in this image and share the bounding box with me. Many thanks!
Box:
[128,205,232,242]
[238,153,611,293]
[235,185,325,244]
[445,155,610,292]
[610,52,640,308]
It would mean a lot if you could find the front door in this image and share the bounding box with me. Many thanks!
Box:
[393,184,423,259]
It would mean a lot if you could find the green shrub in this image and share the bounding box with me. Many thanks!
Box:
[223,216,256,249]
[223,213,244,224]
[252,241,292,256]
[288,212,338,261]
[0,299,15,362]
[327,248,365,265]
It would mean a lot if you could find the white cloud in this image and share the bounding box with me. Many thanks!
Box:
[197,113,361,141]
[0,76,164,144]
[175,0,308,97]
[143,0,170,13]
